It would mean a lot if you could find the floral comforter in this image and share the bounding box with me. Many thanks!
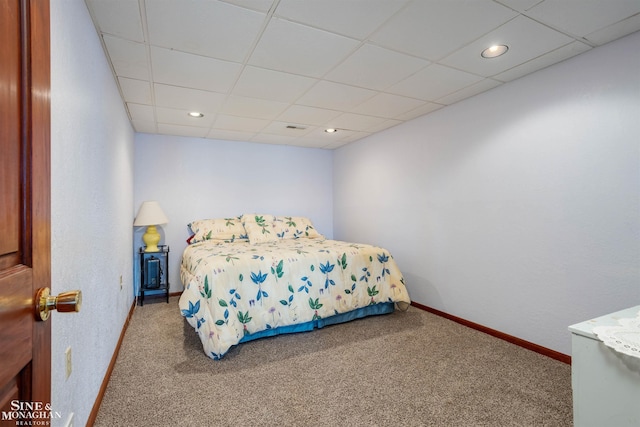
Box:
[179,239,411,359]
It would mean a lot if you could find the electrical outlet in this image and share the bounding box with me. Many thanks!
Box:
[65,347,72,379]
[119,274,123,290]
[64,412,74,427]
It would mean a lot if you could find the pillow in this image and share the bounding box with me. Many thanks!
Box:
[241,214,279,244]
[274,216,324,240]
[188,216,248,244]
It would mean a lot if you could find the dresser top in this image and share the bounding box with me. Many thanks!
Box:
[569,305,640,340]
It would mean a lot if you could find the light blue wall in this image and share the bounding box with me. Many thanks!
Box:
[134,134,334,293]
[50,0,135,425]
[333,31,640,356]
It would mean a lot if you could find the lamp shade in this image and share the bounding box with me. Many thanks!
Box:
[133,201,169,226]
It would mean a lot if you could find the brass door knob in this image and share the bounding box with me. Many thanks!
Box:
[35,287,82,321]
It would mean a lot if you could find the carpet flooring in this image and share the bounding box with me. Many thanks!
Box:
[94,297,572,426]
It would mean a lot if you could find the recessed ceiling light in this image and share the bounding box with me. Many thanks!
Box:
[188,112,204,118]
[481,44,508,59]
[325,128,337,133]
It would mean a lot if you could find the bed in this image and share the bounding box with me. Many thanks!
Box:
[179,214,411,360]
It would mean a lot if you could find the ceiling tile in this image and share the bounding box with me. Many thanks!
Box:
[261,121,316,136]
[213,114,270,132]
[440,16,575,78]
[436,78,503,105]
[157,123,209,138]
[303,127,356,144]
[395,102,444,121]
[325,43,430,90]
[127,103,154,122]
[364,119,402,134]
[207,128,257,141]
[495,0,544,12]
[150,47,242,93]
[296,136,339,149]
[327,113,390,132]
[103,36,149,80]
[145,0,266,63]
[233,66,318,103]
[387,64,484,101]
[154,84,226,112]
[494,40,591,82]
[156,107,216,127]
[131,120,156,134]
[86,0,143,42]
[525,0,640,37]
[221,0,275,13]
[584,14,640,46]
[248,17,360,78]
[352,93,426,118]
[277,105,342,126]
[370,0,518,60]
[221,95,289,120]
[297,80,377,110]
[320,140,350,149]
[274,0,409,40]
[339,131,373,144]
[118,77,152,104]
[250,133,301,145]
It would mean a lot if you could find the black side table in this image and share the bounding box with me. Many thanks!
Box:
[139,245,169,306]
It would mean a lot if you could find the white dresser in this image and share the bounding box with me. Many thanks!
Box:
[569,306,640,427]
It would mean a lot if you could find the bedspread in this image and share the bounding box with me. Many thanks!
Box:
[179,239,410,359]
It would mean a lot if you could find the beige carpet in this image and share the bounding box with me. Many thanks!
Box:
[94,297,572,426]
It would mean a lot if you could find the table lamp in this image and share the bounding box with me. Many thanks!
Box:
[133,201,169,252]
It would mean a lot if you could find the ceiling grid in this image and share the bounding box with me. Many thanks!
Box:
[85,0,640,149]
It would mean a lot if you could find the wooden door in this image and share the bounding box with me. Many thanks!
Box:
[0,0,51,424]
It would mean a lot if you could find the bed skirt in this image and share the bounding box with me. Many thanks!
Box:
[239,302,396,344]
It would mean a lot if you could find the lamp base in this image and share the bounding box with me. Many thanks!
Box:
[142,225,161,252]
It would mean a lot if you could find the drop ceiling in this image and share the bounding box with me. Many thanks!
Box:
[85,0,640,149]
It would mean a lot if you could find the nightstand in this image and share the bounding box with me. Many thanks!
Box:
[139,245,169,306]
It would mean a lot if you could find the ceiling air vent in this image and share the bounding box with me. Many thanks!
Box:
[286,125,306,130]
